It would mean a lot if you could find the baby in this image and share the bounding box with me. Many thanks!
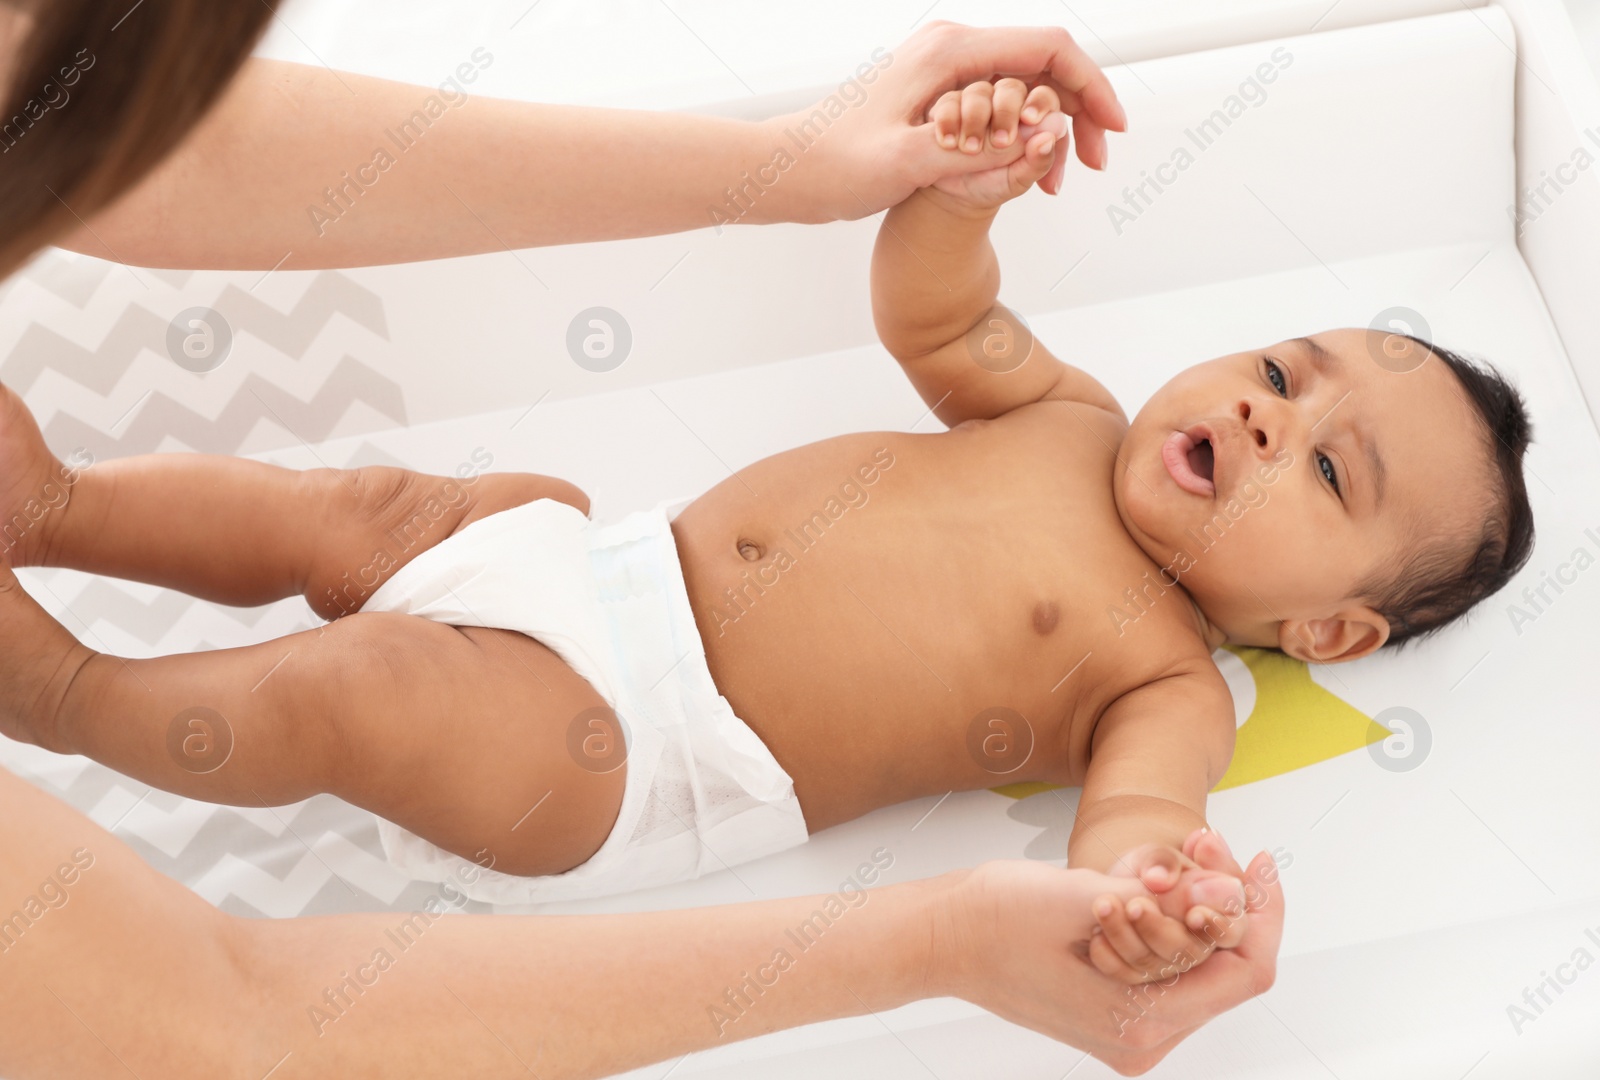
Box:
[0,82,1532,978]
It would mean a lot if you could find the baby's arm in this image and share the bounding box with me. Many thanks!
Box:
[870,82,1125,428]
[1071,670,1236,878]
[1068,668,1247,989]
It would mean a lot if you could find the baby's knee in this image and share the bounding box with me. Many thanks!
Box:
[303,466,459,619]
[457,472,592,529]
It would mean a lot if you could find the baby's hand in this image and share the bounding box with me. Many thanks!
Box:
[1088,845,1249,985]
[925,79,1069,211]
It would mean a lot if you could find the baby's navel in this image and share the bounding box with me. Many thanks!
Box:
[737,538,764,562]
[1032,600,1060,636]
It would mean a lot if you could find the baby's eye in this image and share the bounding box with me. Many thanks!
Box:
[1318,452,1341,494]
[1264,359,1287,396]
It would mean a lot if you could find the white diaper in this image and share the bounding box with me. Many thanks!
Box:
[359,496,811,905]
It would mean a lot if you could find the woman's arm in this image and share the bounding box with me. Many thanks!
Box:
[59,23,1127,270]
[0,761,1277,1079]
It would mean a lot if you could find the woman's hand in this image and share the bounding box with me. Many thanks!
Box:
[931,829,1283,1075]
[766,21,1127,223]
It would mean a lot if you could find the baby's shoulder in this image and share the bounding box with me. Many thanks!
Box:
[992,394,1130,461]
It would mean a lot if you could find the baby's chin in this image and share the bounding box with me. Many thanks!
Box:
[1112,460,1190,554]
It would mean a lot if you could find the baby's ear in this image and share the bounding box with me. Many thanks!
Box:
[1278,606,1388,663]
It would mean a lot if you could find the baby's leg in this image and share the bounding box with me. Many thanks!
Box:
[13,584,625,877]
[0,380,585,618]
[0,384,620,874]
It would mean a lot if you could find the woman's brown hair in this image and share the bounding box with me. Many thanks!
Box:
[0,0,278,280]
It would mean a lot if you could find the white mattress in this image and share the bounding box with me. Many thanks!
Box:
[2,3,1597,1078]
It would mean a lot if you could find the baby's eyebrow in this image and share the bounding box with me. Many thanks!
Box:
[1294,335,1387,508]
[1364,437,1388,508]
[1294,335,1338,377]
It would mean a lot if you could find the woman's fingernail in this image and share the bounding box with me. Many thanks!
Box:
[941,133,956,149]
[1022,107,1039,123]
[993,130,1010,147]
[964,136,981,152]
[1039,134,1056,154]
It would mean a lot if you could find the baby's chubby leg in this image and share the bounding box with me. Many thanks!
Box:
[0,383,586,619]
[22,603,627,877]
[0,384,623,876]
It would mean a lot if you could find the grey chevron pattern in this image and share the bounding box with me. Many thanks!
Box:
[45,579,281,645]
[0,250,193,309]
[0,250,117,309]
[338,440,416,470]
[6,304,168,395]
[4,269,389,394]
[42,355,409,457]
[205,270,391,351]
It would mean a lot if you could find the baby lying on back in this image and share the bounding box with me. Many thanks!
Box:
[0,79,1532,982]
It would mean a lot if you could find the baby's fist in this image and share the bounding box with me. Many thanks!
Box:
[926,79,1068,210]
[1087,845,1250,985]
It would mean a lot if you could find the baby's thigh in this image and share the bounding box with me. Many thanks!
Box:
[307,612,626,878]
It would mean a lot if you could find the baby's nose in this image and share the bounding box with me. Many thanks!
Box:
[1237,400,1272,451]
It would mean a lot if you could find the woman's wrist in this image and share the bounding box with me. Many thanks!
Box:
[741,110,836,226]
[916,866,985,1001]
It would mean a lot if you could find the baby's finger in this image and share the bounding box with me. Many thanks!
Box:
[989,77,1028,149]
[1094,895,1163,977]
[1187,902,1249,950]
[1088,929,1157,984]
[1131,908,1217,973]
[998,117,1063,198]
[1114,841,1192,894]
[1020,84,1062,125]
[929,90,964,150]
[959,81,995,153]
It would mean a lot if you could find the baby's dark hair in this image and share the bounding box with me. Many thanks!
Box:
[1359,335,1535,649]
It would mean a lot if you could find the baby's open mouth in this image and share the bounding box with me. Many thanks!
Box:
[1161,427,1217,497]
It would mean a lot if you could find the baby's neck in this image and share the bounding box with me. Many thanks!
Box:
[1184,591,1230,653]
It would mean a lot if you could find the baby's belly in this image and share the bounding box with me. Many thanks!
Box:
[671,429,1121,830]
